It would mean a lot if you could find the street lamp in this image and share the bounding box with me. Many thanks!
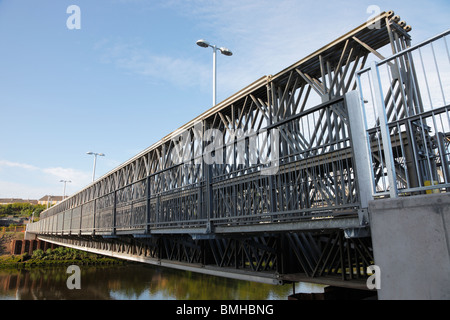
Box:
[196,39,233,106]
[86,151,105,182]
[60,180,71,200]
[46,195,52,209]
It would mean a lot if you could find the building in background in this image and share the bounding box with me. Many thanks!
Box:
[38,196,64,207]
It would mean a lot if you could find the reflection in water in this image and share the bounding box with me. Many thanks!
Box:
[0,264,326,300]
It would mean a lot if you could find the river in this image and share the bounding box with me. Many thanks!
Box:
[0,263,326,300]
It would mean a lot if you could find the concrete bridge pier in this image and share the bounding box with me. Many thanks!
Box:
[369,193,450,299]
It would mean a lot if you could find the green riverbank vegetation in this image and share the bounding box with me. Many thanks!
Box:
[0,203,46,220]
[0,247,125,269]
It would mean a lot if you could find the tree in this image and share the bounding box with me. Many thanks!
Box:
[0,203,46,218]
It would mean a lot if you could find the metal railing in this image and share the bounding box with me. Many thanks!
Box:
[27,96,360,235]
[357,30,450,197]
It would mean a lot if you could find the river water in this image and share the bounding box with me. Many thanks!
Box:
[0,264,326,300]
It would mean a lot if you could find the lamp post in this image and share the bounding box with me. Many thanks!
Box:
[60,180,71,200]
[196,39,232,106]
[86,151,105,182]
[47,195,52,209]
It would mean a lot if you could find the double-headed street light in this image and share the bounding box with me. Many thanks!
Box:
[196,39,233,106]
[86,151,105,182]
[60,180,71,200]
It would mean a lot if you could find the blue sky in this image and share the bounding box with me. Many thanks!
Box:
[0,0,449,199]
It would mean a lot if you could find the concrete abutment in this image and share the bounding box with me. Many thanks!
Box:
[369,193,450,299]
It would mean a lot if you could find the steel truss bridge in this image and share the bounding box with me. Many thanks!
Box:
[27,11,450,289]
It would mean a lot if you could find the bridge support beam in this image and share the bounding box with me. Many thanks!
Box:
[345,90,374,225]
[37,227,375,290]
[369,192,450,299]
